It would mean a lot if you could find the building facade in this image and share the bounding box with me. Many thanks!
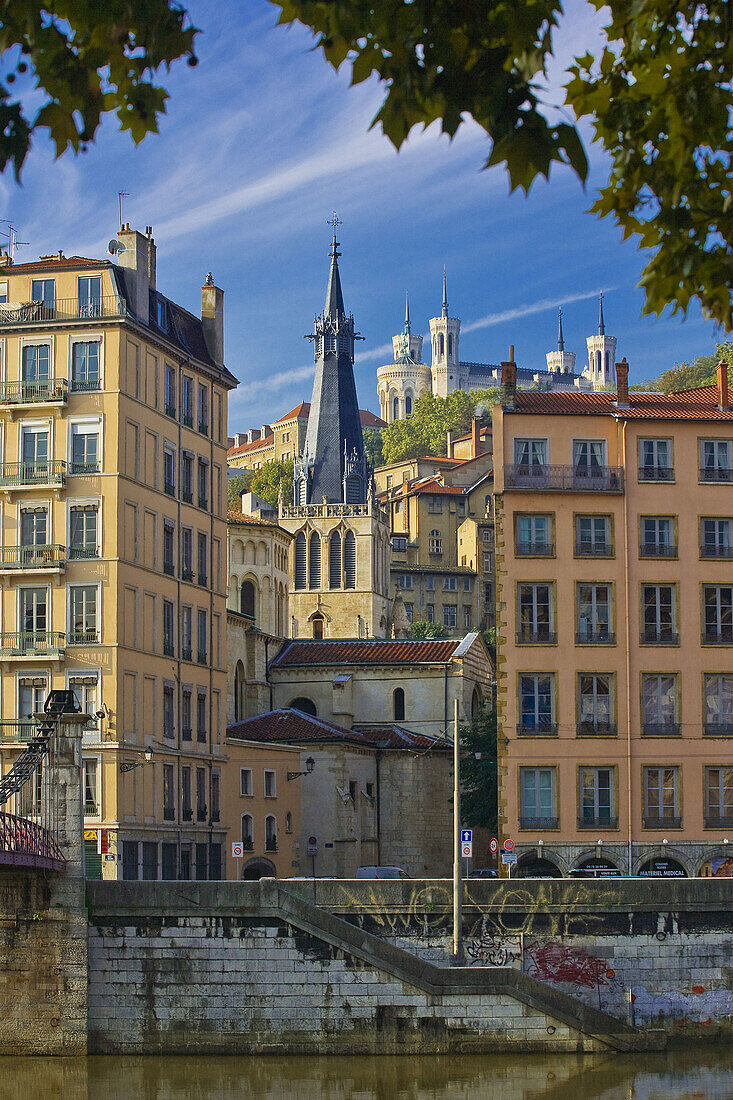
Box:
[0,226,237,881]
[493,358,733,878]
[228,403,384,473]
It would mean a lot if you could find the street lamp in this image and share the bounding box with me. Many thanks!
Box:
[287,756,315,782]
[119,749,153,774]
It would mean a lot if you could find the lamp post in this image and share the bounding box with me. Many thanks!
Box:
[452,697,464,965]
[119,749,153,774]
[287,756,315,782]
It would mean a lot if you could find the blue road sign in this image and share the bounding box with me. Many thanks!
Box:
[461,829,472,843]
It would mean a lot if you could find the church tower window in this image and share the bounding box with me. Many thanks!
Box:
[344,530,356,589]
[294,532,306,590]
[393,395,399,420]
[448,334,453,357]
[329,531,342,589]
[439,333,444,359]
[405,393,412,416]
[240,580,256,621]
[308,532,321,589]
[393,687,405,722]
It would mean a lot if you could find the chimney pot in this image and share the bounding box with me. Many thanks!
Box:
[145,226,152,237]
[615,357,630,407]
[500,359,517,408]
[201,276,224,365]
[716,359,729,411]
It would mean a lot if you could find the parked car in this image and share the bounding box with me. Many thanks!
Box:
[467,868,498,878]
[355,866,410,879]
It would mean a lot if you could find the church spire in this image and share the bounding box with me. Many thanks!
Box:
[598,291,605,336]
[442,267,448,318]
[325,219,345,318]
[557,307,565,352]
[404,291,411,334]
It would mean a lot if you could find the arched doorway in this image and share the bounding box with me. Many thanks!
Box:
[241,857,276,881]
[240,580,256,620]
[638,857,687,878]
[516,854,563,879]
[312,613,324,640]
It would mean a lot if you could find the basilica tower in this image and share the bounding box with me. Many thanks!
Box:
[429,271,461,398]
[377,293,431,422]
[545,308,576,376]
[585,293,617,391]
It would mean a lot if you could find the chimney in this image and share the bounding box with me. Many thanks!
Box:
[500,346,517,408]
[118,224,156,320]
[716,359,729,411]
[615,357,630,407]
[446,429,453,457]
[471,417,482,458]
[201,272,224,366]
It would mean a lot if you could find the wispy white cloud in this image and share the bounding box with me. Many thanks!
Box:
[462,286,617,335]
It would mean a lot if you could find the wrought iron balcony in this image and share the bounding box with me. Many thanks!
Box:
[69,378,100,393]
[643,721,681,736]
[68,545,98,560]
[517,721,557,737]
[519,816,559,829]
[181,490,193,505]
[163,807,175,821]
[0,631,65,656]
[641,628,679,645]
[0,720,37,741]
[182,413,194,429]
[182,808,193,822]
[505,464,624,493]
[638,465,674,482]
[0,295,127,325]
[700,467,733,483]
[0,544,65,570]
[704,721,733,736]
[68,461,100,476]
[165,403,177,419]
[575,541,612,557]
[182,646,192,662]
[516,540,554,556]
[164,480,176,497]
[265,838,278,852]
[577,815,618,829]
[181,726,192,741]
[197,727,207,742]
[198,495,208,511]
[198,418,209,436]
[197,807,207,822]
[702,629,733,645]
[577,721,617,737]
[0,460,65,487]
[68,629,99,645]
[516,626,556,644]
[163,561,175,577]
[643,814,681,829]
[576,628,615,645]
[181,566,194,582]
[198,574,208,588]
[163,640,175,657]
[701,544,733,559]
[0,379,68,406]
[639,542,678,559]
[83,800,99,817]
[242,838,254,851]
[705,814,733,828]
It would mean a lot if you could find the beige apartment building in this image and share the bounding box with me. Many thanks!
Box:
[0,226,237,881]
[494,358,733,878]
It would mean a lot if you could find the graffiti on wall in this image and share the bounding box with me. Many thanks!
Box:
[524,941,610,989]
[465,921,522,968]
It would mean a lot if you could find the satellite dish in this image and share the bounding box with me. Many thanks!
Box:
[107,240,126,256]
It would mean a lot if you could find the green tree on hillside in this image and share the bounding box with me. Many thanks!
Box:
[250,458,294,508]
[227,471,254,513]
[381,389,496,465]
[362,427,384,469]
[410,620,447,639]
[633,341,733,394]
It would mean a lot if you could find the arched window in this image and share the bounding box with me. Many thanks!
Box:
[289,697,317,716]
[329,531,342,589]
[344,530,356,589]
[439,333,444,358]
[448,333,453,357]
[240,580,256,620]
[241,814,253,849]
[605,350,610,374]
[285,812,293,834]
[312,614,324,640]
[308,532,321,589]
[596,349,602,373]
[234,661,245,722]
[405,393,412,416]
[265,814,277,851]
[471,687,481,719]
[393,396,399,420]
[294,532,306,590]
[393,687,405,722]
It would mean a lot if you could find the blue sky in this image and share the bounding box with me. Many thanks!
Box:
[0,1,723,431]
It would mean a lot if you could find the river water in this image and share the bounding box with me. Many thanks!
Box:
[1,1050,732,1100]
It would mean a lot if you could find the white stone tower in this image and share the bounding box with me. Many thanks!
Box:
[585,293,617,391]
[545,307,576,377]
[377,293,431,422]
[429,270,461,398]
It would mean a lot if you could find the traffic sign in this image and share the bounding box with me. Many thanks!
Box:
[489,837,499,854]
[231,841,244,859]
[461,841,473,858]
[307,835,318,856]
[461,829,472,843]
[501,851,517,865]
[503,838,515,852]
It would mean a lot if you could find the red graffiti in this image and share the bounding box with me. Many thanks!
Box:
[525,941,609,989]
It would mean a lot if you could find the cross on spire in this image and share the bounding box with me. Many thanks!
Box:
[327,212,342,260]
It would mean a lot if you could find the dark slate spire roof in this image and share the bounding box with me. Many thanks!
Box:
[598,291,605,336]
[442,267,448,318]
[405,291,411,333]
[296,231,367,505]
[557,307,565,352]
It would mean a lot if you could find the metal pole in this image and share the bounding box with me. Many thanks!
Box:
[452,697,464,964]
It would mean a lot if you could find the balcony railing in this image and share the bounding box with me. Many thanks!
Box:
[197,807,207,822]
[0,295,128,325]
[68,461,100,476]
[198,495,208,511]
[164,481,176,497]
[182,413,194,429]
[576,629,615,645]
[163,640,175,657]
[0,460,65,487]
[638,466,674,482]
[163,807,175,822]
[197,727,207,742]
[163,561,175,577]
[702,629,733,645]
[69,378,100,393]
[242,838,254,851]
[0,631,65,656]
[640,542,678,559]
[265,838,278,852]
[198,574,208,588]
[165,404,177,419]
[182,808,193,822]
[182,726,192,742]
[641,628,679,645]
[504,464,624,493]
[516,627,556,644]
[643,814,681,829]
[517,721,557,737]
[576,541,612,557]
[0,379,68,405]
[198,419,209,436]
[643,721,681,736]
[705,814,733,828]
[519,816,559,829]
[181,490,193,505]
[181,566,194,582]
[83,800,99,817]
[700,467,733,483]
[704,721,733,736]
[577,721,617,737]
[0,544,65,569]
[68,629,99,645]
[0,720,37,741]
[577,816,618,829]
[68,545,98,560]
[516,540,554,556]
[182,646,192,662]
[701,544,733,559]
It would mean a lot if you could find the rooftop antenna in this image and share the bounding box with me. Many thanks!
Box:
[0,222,28,261]
[118,191,129,228]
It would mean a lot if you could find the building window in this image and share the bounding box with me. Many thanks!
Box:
[427,495,443,514]
[71,341,100,391]
[69,674,99,737]
[516,514,552,556]
[425,575,435,591]
[429,530,442,555]
[443,577,457,591]
[164,365,176,417]
[69,504,99,559]
[69,584,97,644]
[264,769,276,798]
[197,609,207,664]
[703,585,733,644]
[163,763,175,821]
[517,583,554,643]
[328,530,342,589]
[240,768,253,797]
[399,574,414,590]
[426,603,434,622]
[196,691,207,742]
[82,758,98,816]
[308,532,321,589]
[181,689,192,740]
[573,439,606,477]
[241,814,254,849]
[289,697,317,716]
[705,768,733,827]
[701,518,733,559]
[483,552,493,571]
[463,606,472,629]
[21,426,49,470]
[514,438,547,473]
[519,767,557,828]
[163,522,175,576]
[180,528,193,581]
[21,344,51,385]
[265,814,277,852]
[294,532,306,590]
[181,453,194,503]
[181,375,193,427]
[392,536,407,552]
[519,674,555,735]
[31,278,55,309]
[122,841,139,881]
[163,446,176,496]
[163,600,175,657]
[443,604,457,628]
[463,578,472,592]
[181,607,192,662]
[700,440,733,482]
[197,459,209,510]
[393,687,405,722]
[643,766,680,827]
[404,602,413,622]
[578,767,616,828]
[285,812,293,834]
[240,580,256,620]
[78,276,101,316]
[576,583,613,643]
[641,584,677,644]
[162,683,175,739]
[181,766,192,821]
[198,384,209,435]
[70,423,100,475]
[19,505,48,552]
[639,438,673,481]
[196,767,207,821]
[197,532,208,587]
[578,674,614,735]
[640,517,676,558]
[704,674,733,735]
[642,674,679,735]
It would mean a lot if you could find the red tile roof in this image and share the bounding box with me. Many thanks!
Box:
[274,401,310,423]
[512,385,733,421]
[3,255,107,273]
[273,403,385,429]
[226,709,449,750]
[227,434,275,458]
[226,509,279,527]
[270,638,463,668]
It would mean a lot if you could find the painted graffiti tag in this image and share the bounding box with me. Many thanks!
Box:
[465,921,522,968]
[524,941,609,989]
